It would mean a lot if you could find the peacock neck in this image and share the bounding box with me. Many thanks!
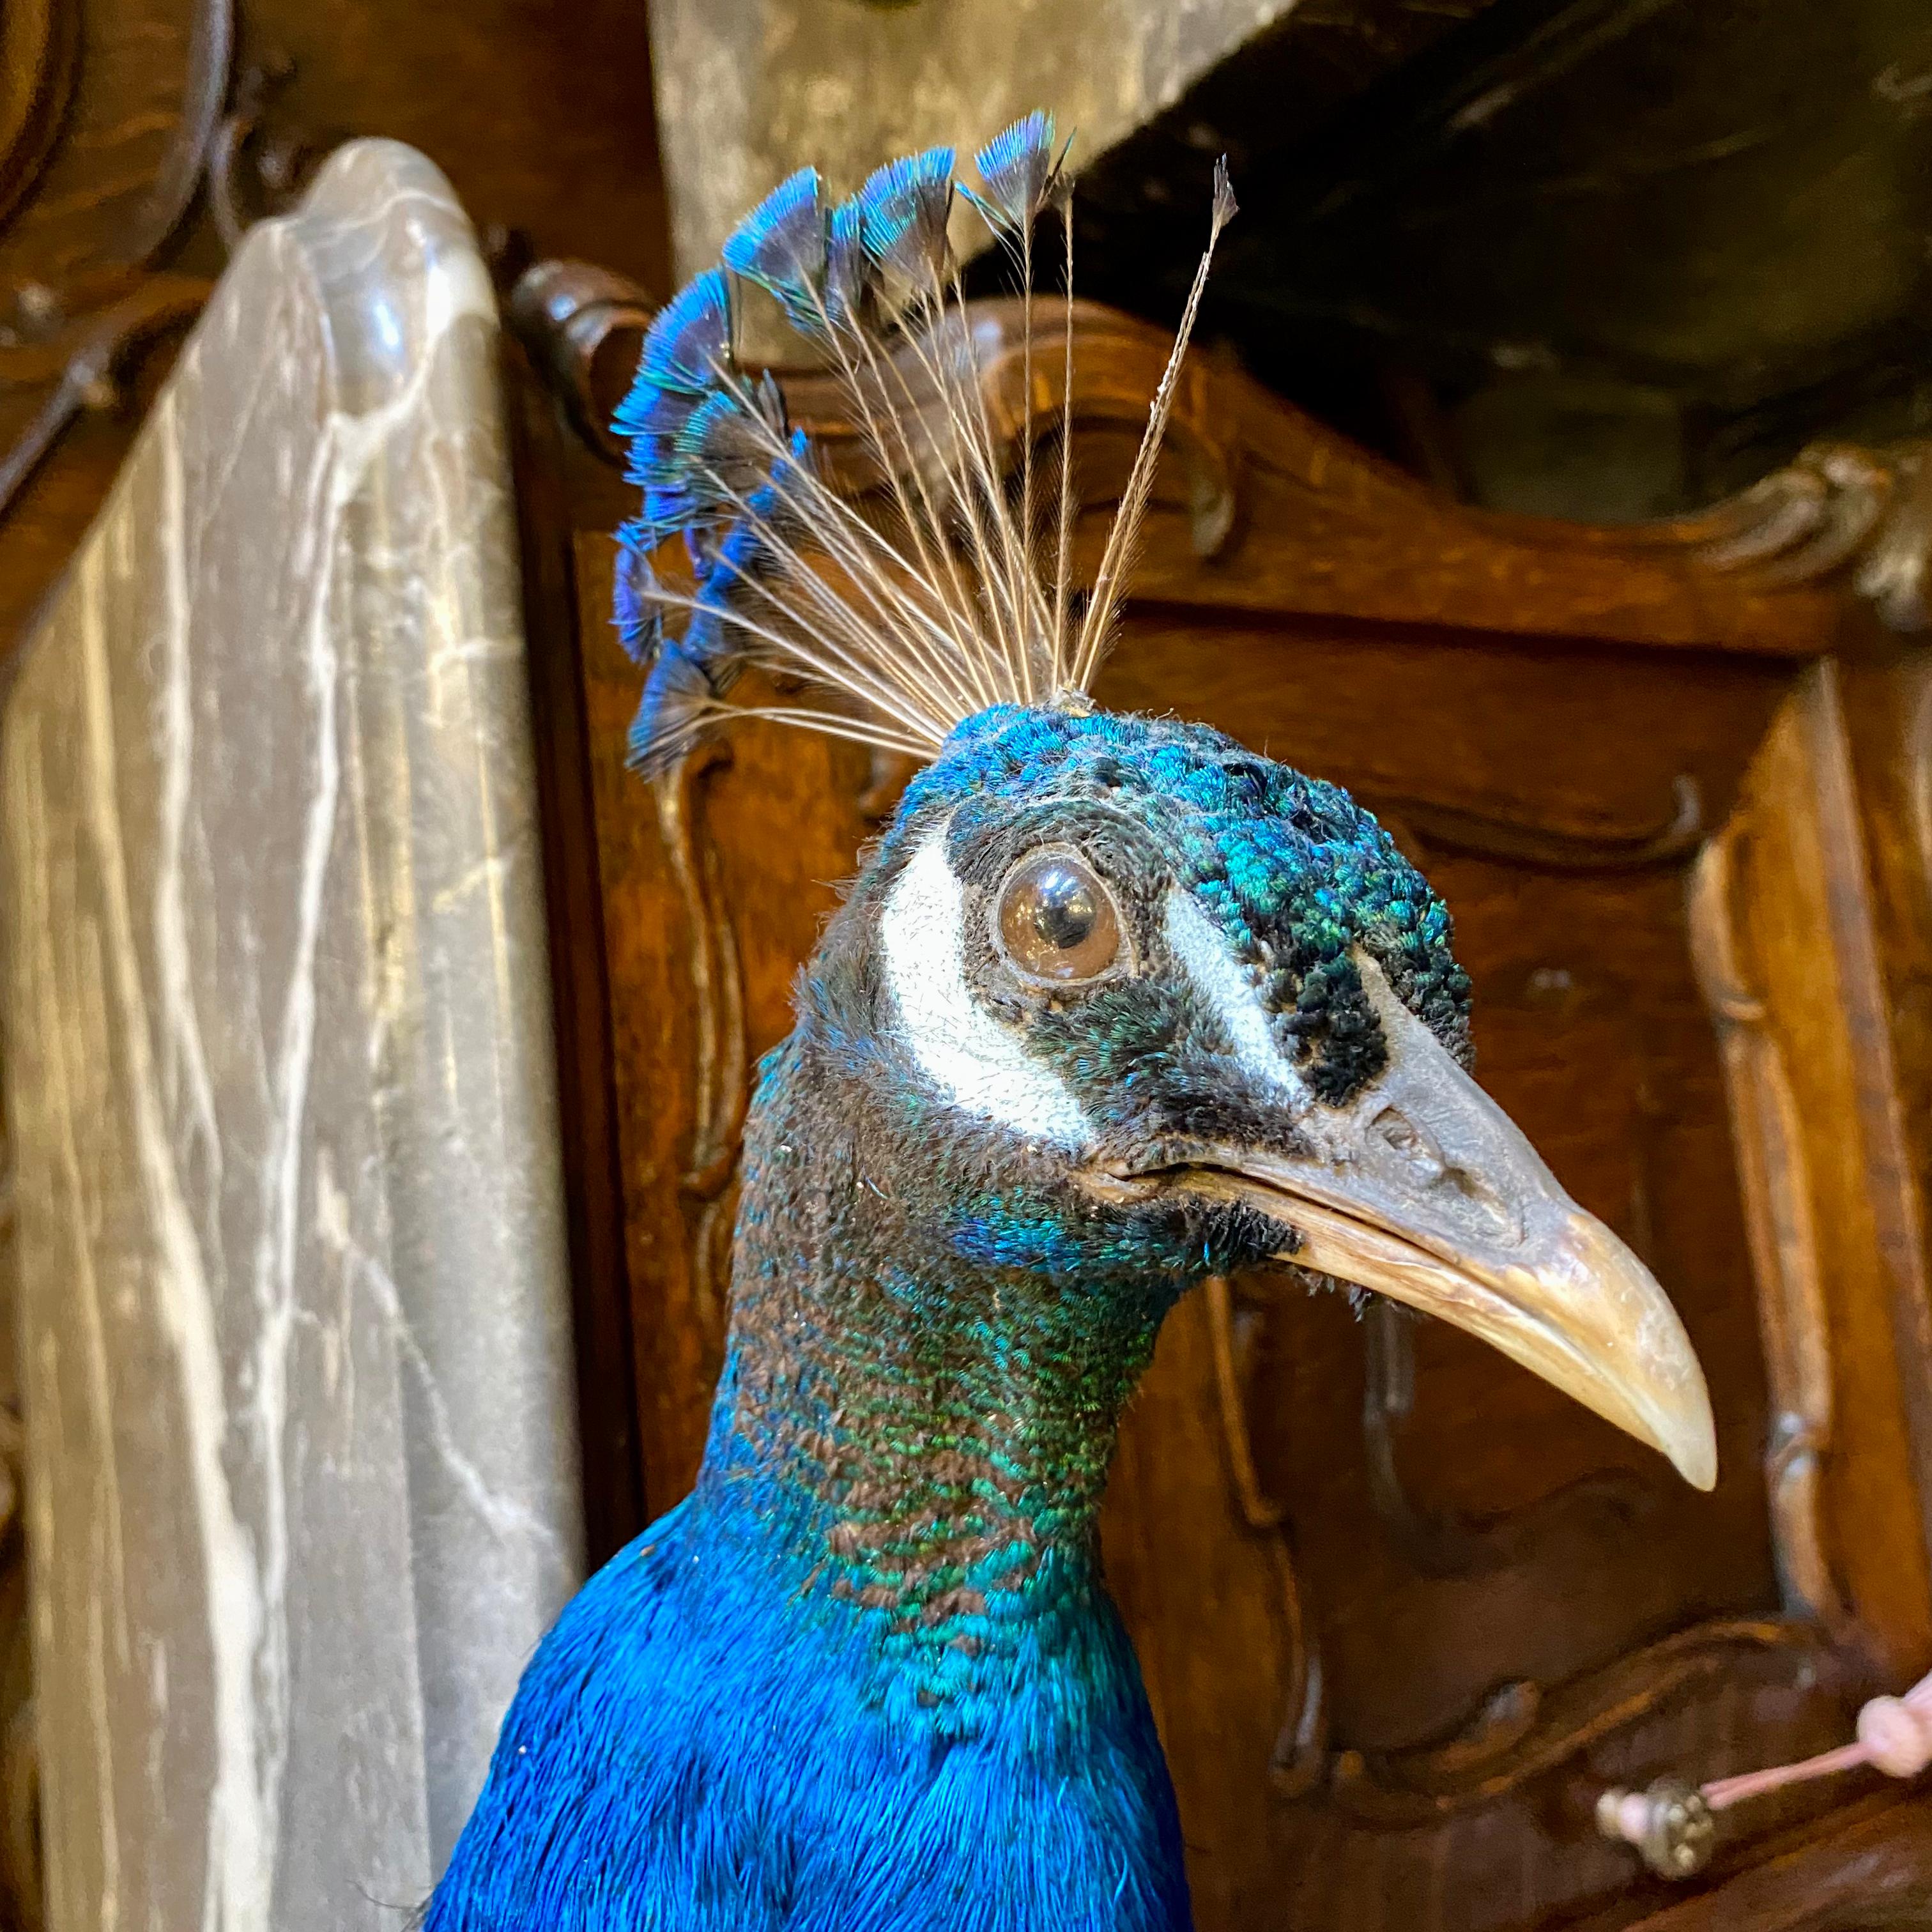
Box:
[691,1027,1179,1729]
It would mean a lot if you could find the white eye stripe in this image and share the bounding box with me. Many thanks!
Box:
[879,827,1092,1148]
[1163,887,1319,1112]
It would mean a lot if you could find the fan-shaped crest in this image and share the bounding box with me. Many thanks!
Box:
[614,112,1238,776]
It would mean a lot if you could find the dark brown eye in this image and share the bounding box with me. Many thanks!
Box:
[995,851,1123,983]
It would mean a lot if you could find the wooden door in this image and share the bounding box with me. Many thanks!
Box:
[503,274,1932,1931]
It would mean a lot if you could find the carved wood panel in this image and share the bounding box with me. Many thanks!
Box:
[1688,665,1932,1667]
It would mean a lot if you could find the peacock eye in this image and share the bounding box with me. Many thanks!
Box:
[994,850,1124,984]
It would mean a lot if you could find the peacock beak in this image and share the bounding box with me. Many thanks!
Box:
[1089,957,1717,1491]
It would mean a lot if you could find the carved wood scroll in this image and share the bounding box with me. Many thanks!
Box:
[0,0,228,520]
[1329,1620,1831,1827]
[1678,440,1932,633]
[1203,1275,1328,1797]
[0,0,333,528]
[0,0,77,243]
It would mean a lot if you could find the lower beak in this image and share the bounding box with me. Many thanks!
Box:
[1089,958,1717,1492]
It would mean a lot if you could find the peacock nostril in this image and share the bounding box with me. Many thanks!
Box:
[1370,1105,1445,1183]
[1368,1107,1524,1241]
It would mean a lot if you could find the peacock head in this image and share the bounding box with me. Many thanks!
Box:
[792,702,1715,1492]
[616,116,1717,1494]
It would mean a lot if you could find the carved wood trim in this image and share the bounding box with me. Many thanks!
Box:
[206,55,313,254]
[1326,1619,1834,1825]
[1366,774,1705,874]
[0,0,77,240]
[0,6,341,533]
[1211,1271,1811,1828]
[507,259,660,463]
[0,274,212,519]
[1687,837,1855,1637]
[1204,1275,1328,1796]
[0,0,234,336]
[1675,441,1931,634]
[1675,657,1932,1675]
[1359,1300,1659,1581]
[111,0,234,275]
[654,750,749,1346]
[1206,1274,1779,1827]
[509,261,1919,655]
[1579,1797,1932,1932]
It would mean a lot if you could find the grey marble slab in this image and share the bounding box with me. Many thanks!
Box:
[647,0,1298,281]
[0,139,583,1930]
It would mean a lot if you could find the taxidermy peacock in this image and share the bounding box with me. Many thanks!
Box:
[429,114,1716,1931]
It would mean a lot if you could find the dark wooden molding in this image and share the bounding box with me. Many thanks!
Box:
[115,0,234,274]
[0,4,342,533]
[1677,441,1932,634]
[1368,774,1706,874]
[501,332,647,1565]
[1358,1300,1659,1582]
[1689,834,1855,1638]
[1215,1269,1840,1832]
[506,259,657,462]
[1574,1795,1932,1932]
[0,0,233,334]
[1203,1274,1329,1798]
[1689,664,1932,1669]
[0,275,213,520]
[206,54,321,253]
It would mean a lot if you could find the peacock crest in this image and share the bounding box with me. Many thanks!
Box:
[613,112,1238,774]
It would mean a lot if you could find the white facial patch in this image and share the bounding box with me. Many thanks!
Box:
[1163,885,1320,1115]
[880,828,1092,1147]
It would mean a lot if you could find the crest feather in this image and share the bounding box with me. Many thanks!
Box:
[963,112,1067,233]
[612,113,1235,778]
[722,169,829,336]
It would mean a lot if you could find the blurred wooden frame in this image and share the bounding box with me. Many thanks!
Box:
[505,263,1932,1932]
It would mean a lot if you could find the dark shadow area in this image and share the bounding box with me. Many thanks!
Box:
[1046,0,1932,519]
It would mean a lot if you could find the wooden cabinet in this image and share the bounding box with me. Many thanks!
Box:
[505,276,1932,1931]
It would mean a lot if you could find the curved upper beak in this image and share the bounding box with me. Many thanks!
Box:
[1090,957,1717,1491]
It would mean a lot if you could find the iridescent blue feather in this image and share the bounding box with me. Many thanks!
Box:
[611,518,659,663]
[963,110,1064,232]
[673,381,789,507]
[722,167,830,336]
[857,145,955,280]
[825,195,868,326]
[634,268,732,396]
